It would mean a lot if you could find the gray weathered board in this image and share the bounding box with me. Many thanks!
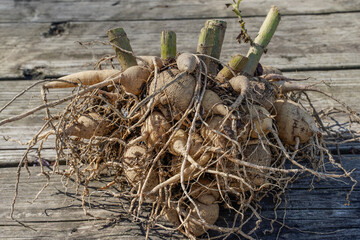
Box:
[1,0,360,239]
[0,1,360,78]
[0,155,359,239]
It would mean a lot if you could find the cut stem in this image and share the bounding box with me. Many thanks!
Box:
[242,6,281,76]
[107,27,137,70]
[197,20,227,75]
[161,30,177,60]
[197,27,215,68]
[204,20,227,60]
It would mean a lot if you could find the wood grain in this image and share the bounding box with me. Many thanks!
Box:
[1,0,360,23]
[1,12,360,78]
[0,155,358,239]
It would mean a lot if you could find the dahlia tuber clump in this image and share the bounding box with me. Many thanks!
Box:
[3,4,357,240]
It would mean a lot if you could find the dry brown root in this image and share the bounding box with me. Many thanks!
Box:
[7,20,359,240]
[168,130,213,176]
[147,130,212,193]
[149,151,212,195]
[273,99,320,145]
[241,143,272,188]
[165,201,219,238]
[141,111,171,147]
[164,179,220,237]
[169,130,203,158]
[247,105,273,139]
[222,142,272,193]
[164,207,182,230]
[10,53,356,240]
[189,178,220,205]
[97,90,120,105]
[201,115,232,149]
[247,77,278,110]
[168,130,201,158]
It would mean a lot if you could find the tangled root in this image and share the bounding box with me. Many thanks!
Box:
[4,55,358,239]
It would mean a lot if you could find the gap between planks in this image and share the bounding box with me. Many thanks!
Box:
[1,12,360,78]
[1,0,360,23]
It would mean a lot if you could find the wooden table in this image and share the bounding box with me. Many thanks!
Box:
[1,0,359,239]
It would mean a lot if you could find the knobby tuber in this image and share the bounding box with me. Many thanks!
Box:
[65,112,114,139]
[201,90,229,116]
[122,145,159,196]
[44,69,121,89]
[273,99,320,145]
[137,56,164,71]
[185,200,219,237]
[176,52,197,73]
[201,115,232,149]
[222,142,272,193]
[247,105,272,138]
[141,111,171,147]
[149,68,196,112]
[119,66,151,95]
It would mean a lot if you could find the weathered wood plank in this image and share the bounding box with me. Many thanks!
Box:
[217,208,360,240]
[0,155,358,239]
[0,82,72,150]
[0,222,183,240]
[1,12,360,78]
[0,165,184,239]
[0,149,58,167]
[1,0,360,23]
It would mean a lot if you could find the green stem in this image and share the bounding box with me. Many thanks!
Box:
[242,6,281,76]
[107,28,137,70]
[161,30,177,60]
[216,54,248,83]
